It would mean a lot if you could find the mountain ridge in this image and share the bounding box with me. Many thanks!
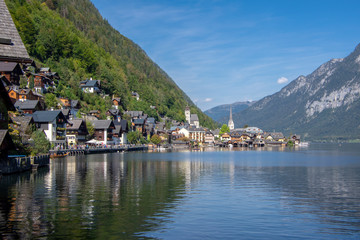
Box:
[232,43,360,141]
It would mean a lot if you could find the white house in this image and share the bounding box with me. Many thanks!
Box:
[32,110,68,148]
[80,79,101,93]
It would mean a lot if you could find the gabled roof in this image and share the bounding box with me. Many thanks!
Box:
[0,61,22,72]
[92,120,114,130]
[124,111,143,118]
[80,80,99,88]
[32,110,67,123]
[14,100,40,110]
[61,109,70,116]
[133,118,145,125]
[67,119,85,130]
[0,0,31,63]
[71,100,80,108]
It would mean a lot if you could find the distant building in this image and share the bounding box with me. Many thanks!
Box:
[228,105,234,130]
[80,79,101,93]
[92,120,115,145]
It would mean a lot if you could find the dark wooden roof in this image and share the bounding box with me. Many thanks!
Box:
[0,0,32,63]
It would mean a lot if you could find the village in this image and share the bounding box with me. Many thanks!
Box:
[0,1,302,175]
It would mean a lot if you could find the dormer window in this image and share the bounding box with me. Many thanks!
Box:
[0,38,12,45]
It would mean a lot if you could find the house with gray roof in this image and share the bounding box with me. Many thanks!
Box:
[91,120,115,145]
[80,79,101,93]
[32,110,68,147]
[66,119,88,147]
[190,114,200,128]
[14,100,42,114]
[0,0,32,64]
[0,61,23,85]
[113,119,129,144]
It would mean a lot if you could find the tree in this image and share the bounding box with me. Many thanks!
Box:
[30,130,50,155]
[86,121,94,140]
[219,124,230,135]
[243,124,249,128]
[127,131,140,144]
[45,93,58,109]
[150,134,162,145]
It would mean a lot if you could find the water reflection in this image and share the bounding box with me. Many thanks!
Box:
[0,146,360,239]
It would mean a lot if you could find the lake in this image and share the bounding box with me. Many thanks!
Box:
[1,144,360,239]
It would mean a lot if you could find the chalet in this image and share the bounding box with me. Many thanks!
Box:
[61,109,71,120]
[0,0,32,64]
[0,61,23,85]
[221,133,231,142]
[8,87,40,103]
[92,120,115,145]
[204,131,215,144]
[106,109,121,121]
[80,79,101,93]
[14,100,43,114]
[189,127,205,143]
[66,119,88,147]
[112,96,121,109]
[264,132,286,145]
[32,110,68,148]
[59,97,71,108]
[132,118,146,134]
[71,100,81,109]
[170,126,186,140]
[211,129,220,139]
[124,111,143,119]
[113,119,129,144]
[33,74,54,93]
[89,110,100,119]
[145,117,156,138]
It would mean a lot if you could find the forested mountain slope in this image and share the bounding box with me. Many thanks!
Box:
[6,0,217,128]
[233,43,360,141]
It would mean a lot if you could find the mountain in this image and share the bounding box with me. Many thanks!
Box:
[233,43,360,141]
[5,0,217,129]
[204,101,255,123]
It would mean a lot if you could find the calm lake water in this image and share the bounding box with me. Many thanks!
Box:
[1,144,360,239]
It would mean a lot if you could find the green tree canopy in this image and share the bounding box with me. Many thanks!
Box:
[150,134,162,145]
[30,130,50,155]
[219,124,230,135]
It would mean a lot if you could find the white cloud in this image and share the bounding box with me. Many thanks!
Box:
[205,98,213,102]
[277,77,288,84]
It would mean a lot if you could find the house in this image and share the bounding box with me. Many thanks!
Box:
[8,87,39,104]
[66,119,88,147]
[221,133,231,142]
[131,91,139,101]
[264,132,286,145]
[89,110,100,119]
[204,131,215,144]
[61,109,71,120]
[80,79,100,93]
[189,127,205,143]
[106,109,121,121]
[0,61,23,85]
[112,96,121,109]
[71,100,81,109]
[113,119,129,144]
[291,135,301,145]
[92,120,115,145]
[32,110,68,148]
[132,118,146,134]
[33,74,54,93]
[14,100,43,114]
[59,97,71,108]
[124,111,143,119]
[211,129,220,139]
[0,0,32,64]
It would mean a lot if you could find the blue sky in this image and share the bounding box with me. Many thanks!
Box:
[91,0,360,111]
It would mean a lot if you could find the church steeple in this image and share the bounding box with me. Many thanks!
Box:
[228,105,234,130]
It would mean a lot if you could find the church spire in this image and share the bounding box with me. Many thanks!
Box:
[228,105,234,130]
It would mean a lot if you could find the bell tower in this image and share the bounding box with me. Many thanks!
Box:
[228,105,234,130]
[185,106,191,124]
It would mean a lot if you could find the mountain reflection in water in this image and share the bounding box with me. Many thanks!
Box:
[1,144,360,239]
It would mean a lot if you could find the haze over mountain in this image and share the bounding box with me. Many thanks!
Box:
[231,43,360,141]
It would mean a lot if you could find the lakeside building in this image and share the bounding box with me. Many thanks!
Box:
[32,110,68,148]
